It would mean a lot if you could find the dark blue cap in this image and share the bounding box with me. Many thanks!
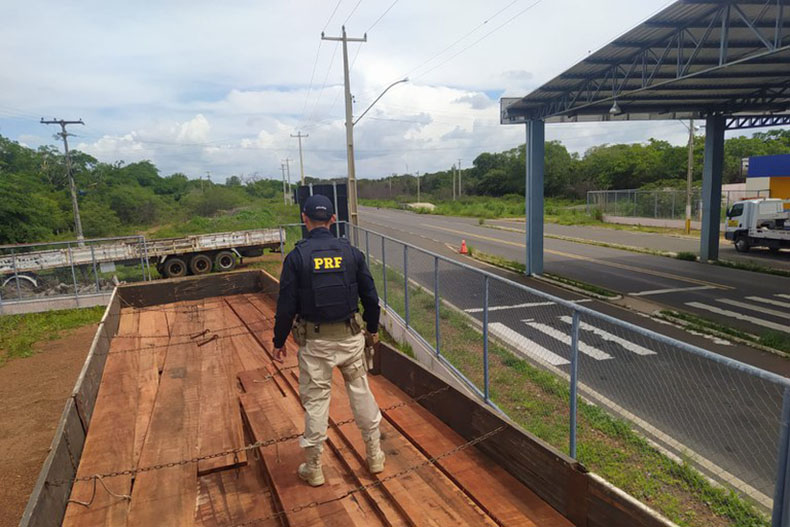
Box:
[302,194,334,221]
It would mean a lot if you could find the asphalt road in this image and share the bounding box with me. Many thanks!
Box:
[361,206,790,339]
[357,205,790,506]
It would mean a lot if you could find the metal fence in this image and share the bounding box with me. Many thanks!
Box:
[338,222,790,520]
[587,188,771,220]
[0,236,151,313]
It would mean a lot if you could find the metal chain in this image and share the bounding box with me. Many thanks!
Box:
[225,424,507,527]
[49,385,449,487]
[96,330,270,355]
[109,322,269,338]
[114,291,279,315]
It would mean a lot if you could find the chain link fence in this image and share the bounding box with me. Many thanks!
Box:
[0,236,151,312]
[344,221,789,519]
[587,188,771,220]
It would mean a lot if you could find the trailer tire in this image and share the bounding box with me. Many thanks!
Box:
[734,235,750,253]
[163,257,188,278]
[189,254,213,275]
[214,251,237,273]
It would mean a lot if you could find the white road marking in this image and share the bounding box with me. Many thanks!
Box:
[716,298,790,320]
[464,301,554,313]
[779,294,790,300]
[747,296,790,309]
[558,316,657,356]
[488,322,569,366]
[685,302,790,332]
[523,320,613,360]
[628,285,716,297]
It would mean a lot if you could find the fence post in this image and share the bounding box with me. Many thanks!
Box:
[773,387,790,527]
[434,256,440,355]
[586,192,590,214]
[672,191,676,219]
[333,181,340,238]
[365,230,370,265]
[569,310,580,458]
[139,239,147,282]
[483,275,490,402]
[68,243,79,301]
[614,191,618,215]
[143,237,152,280]
[382,237,388,308]
[633,191,637,216]
[404,245,409,327]
[279,226,285,262]
[91,246,100,293]
[11,251,22,299]
[654,191,658,218]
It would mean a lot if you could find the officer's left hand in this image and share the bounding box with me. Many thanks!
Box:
[274,346,287,363]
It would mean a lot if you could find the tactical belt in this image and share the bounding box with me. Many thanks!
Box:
[304,315,362,341]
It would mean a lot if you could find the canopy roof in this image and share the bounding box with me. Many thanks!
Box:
[502,0,790,129]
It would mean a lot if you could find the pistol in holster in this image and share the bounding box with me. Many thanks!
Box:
[291,316,307,346]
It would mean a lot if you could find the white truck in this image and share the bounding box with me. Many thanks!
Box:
[0,228,284,294]
[725,198,790,253]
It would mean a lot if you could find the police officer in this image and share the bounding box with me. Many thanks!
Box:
[273,194,384,486]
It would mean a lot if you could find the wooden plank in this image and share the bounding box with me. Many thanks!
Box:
[240,389,352,526]
[370,375,572,527]
[240,368,392,527]
[587,474,670,527]
[125,305,202,526]
[118,270,263,308]
[133,310,166,468]
[195,462,278,527]
[195,302,247,475]
[62,310,141,527]
[378,343,587,525]
[221,296,273,372]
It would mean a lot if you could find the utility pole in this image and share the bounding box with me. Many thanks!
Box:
[41,118,85,245]
[280,163,288,205]
[291,131,309,185]
[685,119,694,234]
[457,159,462,197]
[322,26,367,227]
[452,164,456,201]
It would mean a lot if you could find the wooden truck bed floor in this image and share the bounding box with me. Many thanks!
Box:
[61,292,571,527]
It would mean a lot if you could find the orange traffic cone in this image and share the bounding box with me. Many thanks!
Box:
[459,240,468,255]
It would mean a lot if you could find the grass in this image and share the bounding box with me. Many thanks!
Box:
[368,259,769,527]
[150,200,300,239]
[0,306,105,365]
[542,272,619,298]
[713,258,790,279]
[659,310,790,353]
[676,251,698,261]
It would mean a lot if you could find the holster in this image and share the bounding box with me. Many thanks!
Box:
[349,312,363,335]
[291,317,307,346]
[363,342,376,372]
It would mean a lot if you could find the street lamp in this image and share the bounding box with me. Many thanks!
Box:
[346,77,408,227]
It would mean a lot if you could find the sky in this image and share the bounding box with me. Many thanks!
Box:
[0,0,744,182]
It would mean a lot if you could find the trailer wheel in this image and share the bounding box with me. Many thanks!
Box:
[163,257,187,278]
[734,235,750,253]
[214,251,237,273]
[189,254,213,275]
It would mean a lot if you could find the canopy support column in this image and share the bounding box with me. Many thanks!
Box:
[700,114,725,261]
[525,119,545,275]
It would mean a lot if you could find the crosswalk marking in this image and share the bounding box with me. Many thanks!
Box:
[716,298,790,320]
[488,322,569,366]
[464,301,554,314]
[747,296,790,309]
[523,320,613,360]
[779,294,790,300]
[686,302,789,332]
[629,285,715,297]
[558,316,657,356]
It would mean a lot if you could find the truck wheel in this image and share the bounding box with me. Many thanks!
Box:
[214,251,237,272]
[189,254,213,275]
[163,257,187,278]
[734,235,750,253]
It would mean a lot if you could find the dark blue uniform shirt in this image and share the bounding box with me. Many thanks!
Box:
[273,227,380,348]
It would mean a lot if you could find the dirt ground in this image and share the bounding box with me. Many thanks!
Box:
[0,324,96,527]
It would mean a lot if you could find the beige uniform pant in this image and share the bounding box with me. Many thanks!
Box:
[298,331,382,448]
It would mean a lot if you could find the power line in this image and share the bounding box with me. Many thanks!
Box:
[365,0,399,33]
[323,0,345,32]
[413,0,544,81]
[343,0,365,25]
[307,41,341,125]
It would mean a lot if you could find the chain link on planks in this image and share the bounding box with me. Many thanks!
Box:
[49,385,449,488]
[107,290,279,316]
[224,424,507,527]
[109,319,273,339]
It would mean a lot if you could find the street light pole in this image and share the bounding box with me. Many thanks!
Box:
[685,119,695,234]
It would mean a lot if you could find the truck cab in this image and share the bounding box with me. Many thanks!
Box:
[725,198,790,253]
